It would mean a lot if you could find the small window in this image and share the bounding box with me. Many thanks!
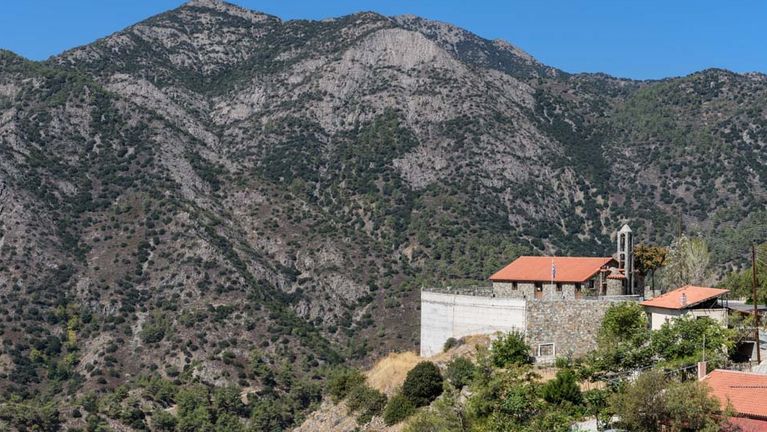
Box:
[575,283,582,291]
[538,343,555,357]
[534,282,543,291]
[588,280,595,289]
[556,283,563,292]
[512,282,518,290]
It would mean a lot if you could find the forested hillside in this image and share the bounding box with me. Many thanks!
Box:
[0,0,766,429]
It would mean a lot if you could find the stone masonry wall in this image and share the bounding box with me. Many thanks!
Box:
[492,282,534,298]
[493,280,599,300]
[606,278,624,296]
[525,299,625,360]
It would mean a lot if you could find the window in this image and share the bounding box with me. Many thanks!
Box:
[537,343,555,357]
[534,282,543,291]
[556,283,563,292]
[575,283,582,291]
[512,282,518,290]
[588,280,595,289]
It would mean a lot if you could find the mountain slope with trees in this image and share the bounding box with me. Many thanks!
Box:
[1,0,766,429]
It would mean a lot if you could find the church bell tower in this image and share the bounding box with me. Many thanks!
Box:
[617,224,634,294]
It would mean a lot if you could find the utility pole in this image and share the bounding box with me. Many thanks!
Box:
[753,244,761,364]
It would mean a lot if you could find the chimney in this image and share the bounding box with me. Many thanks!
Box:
[697,361,707,380]
[680,293,688,307]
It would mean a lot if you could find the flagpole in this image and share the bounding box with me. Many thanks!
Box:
[551,257,555,290]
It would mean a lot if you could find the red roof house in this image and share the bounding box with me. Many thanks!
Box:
[640,285,729,330]
[641,285,729,310]
[703,369,767,431]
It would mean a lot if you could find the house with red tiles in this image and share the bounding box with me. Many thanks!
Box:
[640,285,729,330]
[702,369,767,432]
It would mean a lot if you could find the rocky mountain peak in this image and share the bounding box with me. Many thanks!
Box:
[184,0,224,7]
[181,0,278,23]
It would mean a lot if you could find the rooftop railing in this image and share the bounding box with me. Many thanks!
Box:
[423,287,643,302]
[583,295,642,302]
[422,285,493,296]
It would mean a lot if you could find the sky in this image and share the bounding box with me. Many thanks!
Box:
[1,0,765,80]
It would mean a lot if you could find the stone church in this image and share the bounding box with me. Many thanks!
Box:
[420,225,642,360]
[490,224,639,299]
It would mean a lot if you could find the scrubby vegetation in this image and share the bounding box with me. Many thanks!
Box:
[325,366,387,424]
[721,242,767,303]
[585,301,737,376]
[2,0,767,430]
[321,300,742,431]
[346,384,387,424]
[611,371,723,432]
[490,331,532,368]
[383,393,415,426]
[445,357,476,389]
[402,362,444,407]
[327,368,366,403]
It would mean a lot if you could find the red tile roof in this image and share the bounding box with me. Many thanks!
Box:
[703,370,767,420]
[640,285,729,310]
[489,256,615,283]
[607,272,626,280]
[728,417,767,432]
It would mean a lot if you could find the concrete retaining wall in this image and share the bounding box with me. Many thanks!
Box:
[419,290,526,357]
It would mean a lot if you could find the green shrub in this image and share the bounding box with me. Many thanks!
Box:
[175,385,210,417]
[491,331,531,367]
[651,315,734,368]
[542,369,582,405]
[176,406,212,432]
[346,384,387,424]
[445,357,475,389]
[0,402,61,432]
[212,385,245,416]
[140,312,170,344]
[599,302,649,345]
[383,393,415,425]
[402,362,444,407]
[326,367,365,402]
[554,356,571,369]
[151,410,177,431]
[403,391,463,432]
[443,337,461,352]
[214,412,244,432]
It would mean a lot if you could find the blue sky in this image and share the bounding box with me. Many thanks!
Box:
[1,0,765,80]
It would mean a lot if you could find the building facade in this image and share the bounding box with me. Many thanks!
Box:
[419,225,643,361]
[640,285,729,330]
[489,256,627,299]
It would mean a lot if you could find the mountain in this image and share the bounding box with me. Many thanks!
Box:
[1,0,766,429]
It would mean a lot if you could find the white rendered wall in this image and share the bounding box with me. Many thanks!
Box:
[646,307,727,330]
[420,291,526,357]
[646,307,683,330]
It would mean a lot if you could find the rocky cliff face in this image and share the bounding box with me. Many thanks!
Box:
[1,0,766,429]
